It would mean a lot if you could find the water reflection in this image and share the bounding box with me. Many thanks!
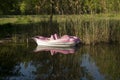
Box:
[34,46,76,55]
[81,54,105,80]
[0,43,120,80]
[9,62,36,80]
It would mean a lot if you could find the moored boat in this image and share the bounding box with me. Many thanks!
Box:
[33,34,80,47]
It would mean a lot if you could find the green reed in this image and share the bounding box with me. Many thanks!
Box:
[0,15,120,44]
[56,16,120,44]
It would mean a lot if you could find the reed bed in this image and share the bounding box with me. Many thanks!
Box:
[0,14,120,44]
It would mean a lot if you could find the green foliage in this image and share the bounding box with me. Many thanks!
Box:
[0,0,120,15]
[20,1,26,14]
[0,10,3,15]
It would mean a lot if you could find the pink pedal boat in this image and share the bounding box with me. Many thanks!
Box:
[33,34,80,47]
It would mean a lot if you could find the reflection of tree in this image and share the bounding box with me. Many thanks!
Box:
[87,44,120,80]
[0,44,35,79]
[33,53,83,80]
[0,45,18,78]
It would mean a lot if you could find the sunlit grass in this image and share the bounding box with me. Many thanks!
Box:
[0,14,120,25]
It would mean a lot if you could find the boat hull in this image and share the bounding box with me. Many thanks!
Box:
[34,38,77,47]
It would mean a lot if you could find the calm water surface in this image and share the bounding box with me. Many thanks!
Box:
[0,43,119,80]
[0,21,120,80]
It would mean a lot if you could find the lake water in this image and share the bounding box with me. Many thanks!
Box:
[0,42,120,80]
[0,21,120,80]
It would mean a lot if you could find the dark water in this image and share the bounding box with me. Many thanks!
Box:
[0,21,120,80]
[0,43,120,80]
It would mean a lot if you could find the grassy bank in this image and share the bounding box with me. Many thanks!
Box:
[0,14,120,44]
[0,14,120,25]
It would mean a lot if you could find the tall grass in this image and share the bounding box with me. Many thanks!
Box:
[54,15,120,44]
[0,15,120,44]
